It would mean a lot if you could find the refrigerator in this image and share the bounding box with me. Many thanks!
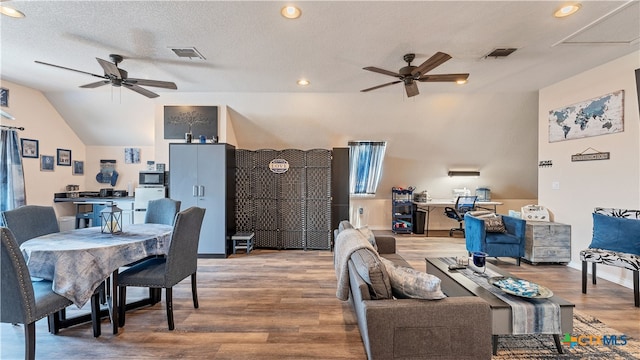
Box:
[133,186,166,224]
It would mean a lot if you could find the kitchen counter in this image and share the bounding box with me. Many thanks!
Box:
[54,196,135,203]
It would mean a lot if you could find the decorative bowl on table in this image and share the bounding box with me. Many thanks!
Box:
[487,276,553,299]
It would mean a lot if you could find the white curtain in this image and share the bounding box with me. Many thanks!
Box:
[348,141,386,195]
[1,129,26,213]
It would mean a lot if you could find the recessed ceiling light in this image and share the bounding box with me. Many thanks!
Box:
[0,5,25,18]
[281,5,301,19]
[297,79,310,86]
[554,4,581,18]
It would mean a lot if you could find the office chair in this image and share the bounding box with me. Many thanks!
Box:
[444,196,478,237]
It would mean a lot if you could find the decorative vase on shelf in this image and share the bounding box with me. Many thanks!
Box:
[185,132,192,143]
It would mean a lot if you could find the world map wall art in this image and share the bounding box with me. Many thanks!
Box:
[548,90,624,142]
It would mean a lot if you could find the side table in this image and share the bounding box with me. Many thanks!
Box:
[524,222,571,264]
[231,232,255,255]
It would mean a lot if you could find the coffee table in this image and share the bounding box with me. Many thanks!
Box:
[426,257,574,355]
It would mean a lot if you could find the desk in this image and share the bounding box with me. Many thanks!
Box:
[20,223,172,334]
[414,199,503,236]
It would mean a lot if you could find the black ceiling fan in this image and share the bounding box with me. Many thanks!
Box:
[35,54,177,98]
[361,52,469,97]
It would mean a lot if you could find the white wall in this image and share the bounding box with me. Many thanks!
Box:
[1,81,85,216]
[538,51,640,288]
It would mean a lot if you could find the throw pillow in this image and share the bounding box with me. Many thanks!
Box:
[350,248,392,299]
[590,213,640,256]
[357,226,378,252]
[484,215,507,233]
[379,257,446,300]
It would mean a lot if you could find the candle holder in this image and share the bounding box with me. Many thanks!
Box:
[100,203,123,234]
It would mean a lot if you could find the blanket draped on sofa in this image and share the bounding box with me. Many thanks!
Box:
[334,228,375,301]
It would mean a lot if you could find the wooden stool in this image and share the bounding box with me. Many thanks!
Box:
[231,232,255,254]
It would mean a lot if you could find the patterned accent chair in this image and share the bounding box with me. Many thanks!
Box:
[580,208,640,307]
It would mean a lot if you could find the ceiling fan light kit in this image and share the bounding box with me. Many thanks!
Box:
[34,54,177,98]
[361,52,470,98]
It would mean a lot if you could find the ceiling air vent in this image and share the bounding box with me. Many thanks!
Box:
[169,47,206,60]
[484,48,518,58]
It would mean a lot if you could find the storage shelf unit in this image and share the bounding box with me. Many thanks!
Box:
[392,187,414,233]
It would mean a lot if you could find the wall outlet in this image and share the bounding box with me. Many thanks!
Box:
[552,181,560,190]
[359,207,364,215]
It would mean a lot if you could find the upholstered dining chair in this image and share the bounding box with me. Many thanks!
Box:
[144,198,181,226]
[2,206,105,337]
[118,206,205,330]
[1,227,72,360]
[1,205,60,245]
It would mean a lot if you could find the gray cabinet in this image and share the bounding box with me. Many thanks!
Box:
[524,221,571,264]
[169,143,235,257]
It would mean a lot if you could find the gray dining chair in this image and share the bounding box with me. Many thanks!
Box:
[144,198,181,226]
[1,205,60,245]
[118,206,205,330]
[1,227,72,360]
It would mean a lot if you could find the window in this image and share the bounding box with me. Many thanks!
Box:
[348,141,386,195]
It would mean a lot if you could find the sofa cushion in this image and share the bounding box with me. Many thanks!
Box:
[590,213,640,256]
[380,257,446,300]
[484,215,507,233]
[357,226,378,252]
[350,248,392,299]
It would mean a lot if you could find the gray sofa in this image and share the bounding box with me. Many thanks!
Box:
[334,221,492,360]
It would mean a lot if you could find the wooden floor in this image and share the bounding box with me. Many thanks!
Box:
[1,234,638,359]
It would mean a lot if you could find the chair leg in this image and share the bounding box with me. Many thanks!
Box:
[582,261,587,294]
[634,270,639,307]
[25,322,35,360]
[91,292,101,337]
[166,287,174,330]
[118,286,127,327]
[516,257,521,266]
[592,263,597,284]
[191,273,199,309]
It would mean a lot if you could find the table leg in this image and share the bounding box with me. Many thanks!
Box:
[110,270,119,334]
[553,334,564,353]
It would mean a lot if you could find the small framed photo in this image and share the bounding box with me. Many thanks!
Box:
[57,148,71,166]
[72,160,84,175]
[20,138,39,158]
[41,155,54,171]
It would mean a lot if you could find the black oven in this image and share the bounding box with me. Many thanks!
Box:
[139,171,165,186]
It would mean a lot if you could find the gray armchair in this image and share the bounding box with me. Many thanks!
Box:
[1,205,60,245]
[118,206,205,330]
[1,227,72,360]
[144,198,181,226]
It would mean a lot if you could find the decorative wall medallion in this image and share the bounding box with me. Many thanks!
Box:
[269,159,289,173]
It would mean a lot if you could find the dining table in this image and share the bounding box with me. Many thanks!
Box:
[19,223,173,335]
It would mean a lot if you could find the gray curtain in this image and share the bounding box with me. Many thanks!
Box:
[0,129,26,213]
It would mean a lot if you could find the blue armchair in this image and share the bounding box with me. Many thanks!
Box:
[464,213,526,265]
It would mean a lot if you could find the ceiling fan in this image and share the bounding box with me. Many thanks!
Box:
[361,52,469,98]
[35,54,177,98]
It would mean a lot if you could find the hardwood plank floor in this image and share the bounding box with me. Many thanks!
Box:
[1,234,638,359]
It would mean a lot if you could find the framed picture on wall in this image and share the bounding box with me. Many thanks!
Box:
[41,155,54,171]
[20,138,39,158]
[72,160,84,175]
[57,148,71,166]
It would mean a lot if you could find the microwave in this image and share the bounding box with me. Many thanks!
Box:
[139,171,165,186]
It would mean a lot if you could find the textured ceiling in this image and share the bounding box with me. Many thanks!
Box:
[2,1,638,95]
[0,1,639,146]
